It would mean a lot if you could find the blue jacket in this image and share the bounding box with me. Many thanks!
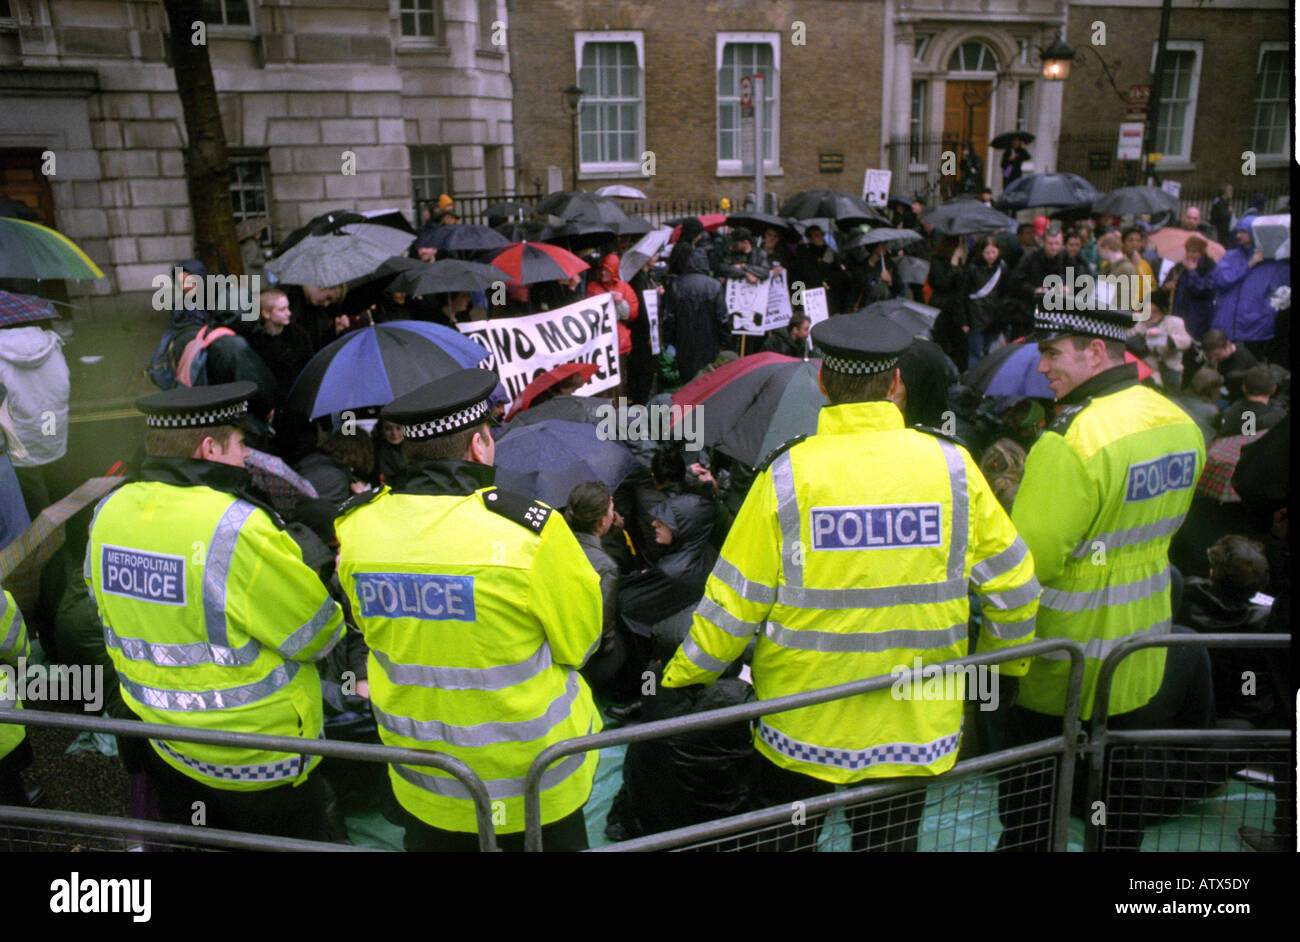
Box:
[1172,257,1218,340]
[1211,217,1290,342]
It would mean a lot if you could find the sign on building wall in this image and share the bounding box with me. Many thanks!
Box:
[1117,122,1145,161]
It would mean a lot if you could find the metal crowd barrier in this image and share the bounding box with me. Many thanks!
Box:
[1084,633,1292,853]
[0,708,498,852]
[524,639,1088,852]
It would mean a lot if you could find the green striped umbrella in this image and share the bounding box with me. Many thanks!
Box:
[0,217,105,280]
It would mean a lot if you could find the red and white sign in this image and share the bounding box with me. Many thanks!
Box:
[1117,122,1145,161]
[740,75,754,116]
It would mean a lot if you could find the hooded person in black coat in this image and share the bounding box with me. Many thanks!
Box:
[928,236,971,369]
[618,491,718,639]
[661,247,731,385]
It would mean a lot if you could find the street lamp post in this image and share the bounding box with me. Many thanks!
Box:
[562,85,585,191]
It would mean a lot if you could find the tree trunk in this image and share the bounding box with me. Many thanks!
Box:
[162,0,244,278]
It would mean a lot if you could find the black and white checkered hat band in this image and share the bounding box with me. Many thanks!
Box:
[1034,309,1130,341]
[822,353,899,375]
[145,402,248,428]
[402,399,490,439]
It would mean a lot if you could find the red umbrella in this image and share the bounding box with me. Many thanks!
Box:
[669,213,728,243]
[671,352,798,410]
[1124,350,1154,382]
[504,362,600,422]
[488,241,588,285]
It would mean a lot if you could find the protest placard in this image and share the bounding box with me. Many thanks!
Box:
[458,293,620,405]
[803,286,829,326]
[731,269,794,336]
[643,289,661,355]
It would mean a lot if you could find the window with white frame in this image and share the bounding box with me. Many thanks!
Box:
[478,0,498,50]
[1150,42,1201,163]
[229,155,271,246]
[575,33,644,172]
[717,33,779,171]
[1251,44,1289,158]
[913,36,930,61]
[909,80,928,164]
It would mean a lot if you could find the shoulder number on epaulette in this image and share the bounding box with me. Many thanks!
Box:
[756,434,810,474]
[912,424,965,447]
[483,488,551,535]
[1048,400,1090,434]
[335,486,385,519]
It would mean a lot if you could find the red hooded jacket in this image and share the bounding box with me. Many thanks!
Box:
[586,253,639,355]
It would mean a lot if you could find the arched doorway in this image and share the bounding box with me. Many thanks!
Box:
[943,40,999,195]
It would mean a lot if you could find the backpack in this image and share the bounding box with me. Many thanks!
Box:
[174,325,237,387]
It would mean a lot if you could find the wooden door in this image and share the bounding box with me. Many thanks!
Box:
[942,81,992,196]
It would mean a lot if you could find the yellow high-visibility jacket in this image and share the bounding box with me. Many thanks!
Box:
[87,458,344,791]
[336,461,603,835]
[0,590,28,760]
[664,401,1040,783]
[1013,365,1205,719]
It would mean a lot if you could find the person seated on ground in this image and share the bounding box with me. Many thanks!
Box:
[286,283,348,353]
[617,490,718,671]
[1215,365,1284,438]
[762,312,810,358]
[1200,329,1260,399]
[294,427,375,503]
[1177,535,1275,727]
[1129,288,1192,391]
[563,482,629,700]
[1176,367,1225,446]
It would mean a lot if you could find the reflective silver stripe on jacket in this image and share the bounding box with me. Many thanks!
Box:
[372,671,581,747]
[84,491,116,608]
[278,596,342,660]
[121,661,300,712]
[777,578,967,609]
[204,500,257,649]
[0,603,22,655]
[980,578,1042,611]
[681,635,731,674]
[770,451,803,587]
[153,738,313,784]
[972,538,1029,585]
[1040,568,1170,613]
[764,619,967,654]
[981,613,1036,641]
[711,557,777,606]
[1069,515,1187,559]
[374,643,554,692]
[1035,618,1173,661]
[937,440,968,582]
[696,597,761,639]
[391,749,589,802]
[104,624,261,668]
[759,721,961,771]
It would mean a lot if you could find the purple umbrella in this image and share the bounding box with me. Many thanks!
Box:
[245,448,318,516]
[969,341,1053,399]
[0,290,58,328]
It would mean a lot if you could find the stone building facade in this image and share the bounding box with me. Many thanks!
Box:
[0,0,515,322]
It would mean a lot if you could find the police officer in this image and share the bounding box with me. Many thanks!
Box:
[335,368,602,851]
[0,590,31,808]
[86,382,345,840]
[662,312,1041,851]
[996,305,1206,851]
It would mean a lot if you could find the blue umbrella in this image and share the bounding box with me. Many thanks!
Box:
[493,419,641,509]
[976,341,1053,399]
[286,320,490,419]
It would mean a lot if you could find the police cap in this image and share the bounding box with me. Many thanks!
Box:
[1030,306,1135,343]
[811,311,913,375]
[135,381,258,430]
[382,368,500,441]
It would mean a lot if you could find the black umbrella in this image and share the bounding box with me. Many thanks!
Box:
[427,224,509,252]
[922,202,1017,236]
[387,259,503,296]
[273,209,414,258]
[779,189,891,227]
[616,213,654,236]
[543,222,616,252]
[841,227,923,253]
[726,212,797,237]
[494,420,641,509]
[887,197,914,212]
[534,191,632,229]
[1092,186,1180,217]
[861,297,940,337]
[991,131,1036,149]
[496,219,557,243]
[346,255,424,289]
[995,173,1098,212]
